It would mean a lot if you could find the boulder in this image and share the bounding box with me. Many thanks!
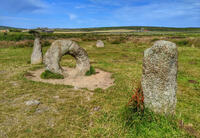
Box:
[44,40,90,77]
[31,37,43,64]
[96,40,104,48]
[141,40,178,114]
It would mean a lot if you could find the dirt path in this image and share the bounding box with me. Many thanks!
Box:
[26,67,114,90]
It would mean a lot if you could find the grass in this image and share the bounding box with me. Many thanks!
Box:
[85,66,96,76]
[0,34,199,137]
[40,70,64,79]
[121,107,186,137]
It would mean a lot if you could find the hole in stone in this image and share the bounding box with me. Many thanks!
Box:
[60,54,76,69]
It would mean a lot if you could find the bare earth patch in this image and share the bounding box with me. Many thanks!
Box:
[26,67,114,90]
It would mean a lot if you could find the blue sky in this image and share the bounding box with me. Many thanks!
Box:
[0,0,200,28]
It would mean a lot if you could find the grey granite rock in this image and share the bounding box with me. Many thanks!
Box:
[25,100,40,106]
[96,40,104,48]
[31,37,43,64]
[44,40,90,77]
[142,40,178,114]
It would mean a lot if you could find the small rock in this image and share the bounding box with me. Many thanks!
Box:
[187,123,193,127]
[96,40,104,48]
[93,106,101,111]
[53,96,60,99]
[74,86,79,90]
[25,100,40,106]
[10,81,18,86]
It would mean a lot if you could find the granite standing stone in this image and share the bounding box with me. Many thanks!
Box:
[44,40,90,76]
[141,40,178,114]
[31,37,43,64]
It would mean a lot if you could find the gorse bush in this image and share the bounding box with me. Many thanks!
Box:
[85,66,96,76]
[41,70,64,79]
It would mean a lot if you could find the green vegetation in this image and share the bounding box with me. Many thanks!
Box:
[122,107,185,137]
[41,70,64,79]
[85,66,96,76]
[54,26,200,32]
[176,40,189,46]
[0,32,199,137]
[1,25,200,32]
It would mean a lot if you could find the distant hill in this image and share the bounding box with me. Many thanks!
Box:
[55,26,200,32]
[1,25,200,32]
[0,26,24,30]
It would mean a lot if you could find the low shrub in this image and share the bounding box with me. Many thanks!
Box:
[40,70,64,79]
[176,39,189,46]
[151,38,160,42]
[127,82,144,114]
[85,66,96,76]
[42,40,51,47]
[111,40,121,44]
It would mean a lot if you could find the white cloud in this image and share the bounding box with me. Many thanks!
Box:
[68,13,77,20]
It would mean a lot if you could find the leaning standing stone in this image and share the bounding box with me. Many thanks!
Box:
[141,40,178,114]
[31,37,43,64]
[96,40,104,48]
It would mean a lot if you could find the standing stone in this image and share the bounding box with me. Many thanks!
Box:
[44,40,90,76]
[96,40,104,48]
[141,40,178,114]
[31,37,42,64]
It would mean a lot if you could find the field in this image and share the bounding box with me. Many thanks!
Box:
[0,31,200,137]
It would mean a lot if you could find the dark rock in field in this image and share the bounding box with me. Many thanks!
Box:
[25,100,40,106]
[44,40,90,77]
[31,37,43,64]
[142,40,178,114]
[96,40,104,48]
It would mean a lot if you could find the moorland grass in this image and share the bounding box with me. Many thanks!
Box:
[41,70,64,79]
[85,66,96,76]
[0,35,199,137]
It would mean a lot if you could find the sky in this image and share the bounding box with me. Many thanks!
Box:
[0,0,200,28]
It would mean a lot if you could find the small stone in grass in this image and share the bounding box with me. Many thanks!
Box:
[25,100,40,106]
